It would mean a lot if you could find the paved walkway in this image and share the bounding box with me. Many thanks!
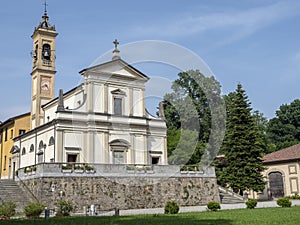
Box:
[111,200,300,216]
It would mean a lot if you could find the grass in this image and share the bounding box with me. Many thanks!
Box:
[3,206,300,225]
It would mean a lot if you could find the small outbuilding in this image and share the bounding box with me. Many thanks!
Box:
[259,144,300,200]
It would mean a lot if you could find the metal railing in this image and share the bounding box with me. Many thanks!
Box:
[16,174,39,202]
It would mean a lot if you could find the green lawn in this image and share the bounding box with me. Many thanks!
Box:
[3,206,300,225]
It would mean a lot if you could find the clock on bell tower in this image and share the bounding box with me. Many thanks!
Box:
[30,3,58,129]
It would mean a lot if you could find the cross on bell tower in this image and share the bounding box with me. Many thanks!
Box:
[30,2,58,129]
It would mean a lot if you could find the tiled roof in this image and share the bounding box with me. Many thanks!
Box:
[263,143,300,164]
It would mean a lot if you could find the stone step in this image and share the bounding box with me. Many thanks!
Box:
[218,186,245,204]
[0,179,34,213]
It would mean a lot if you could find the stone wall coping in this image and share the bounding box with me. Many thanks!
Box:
[17,163,216,180]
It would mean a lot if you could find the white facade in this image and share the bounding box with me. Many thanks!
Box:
[13,58,168,169]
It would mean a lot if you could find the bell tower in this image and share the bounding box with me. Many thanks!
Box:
[30,3,58,129]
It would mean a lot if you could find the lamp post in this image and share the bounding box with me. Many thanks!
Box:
[43,144,47,163]
[51,184,55,211]
[60,190,63,214]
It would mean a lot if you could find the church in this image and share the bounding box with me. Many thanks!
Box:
[1,6,220,212]
[11,6,168,172]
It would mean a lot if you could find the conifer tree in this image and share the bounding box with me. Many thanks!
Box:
[221,84,265,194]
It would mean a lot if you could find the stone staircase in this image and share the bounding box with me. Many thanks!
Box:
[0,179,35,213]
[218,186,245,204]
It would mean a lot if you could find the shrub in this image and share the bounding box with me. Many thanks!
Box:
[164,201,179,214]
[56,200,73,216]
[207,201,221,211]
[277,198,292,208]
[0,201,16,219]
[246,199,257,209]
[289,193,300,200]
[74,164,84,170]
[24,202,46,219]
[85,164,94,171]
[62,164,72,170]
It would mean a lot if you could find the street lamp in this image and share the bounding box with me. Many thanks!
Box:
[51,184,55,210]
[60,190,63,214]
[43,144,47,163]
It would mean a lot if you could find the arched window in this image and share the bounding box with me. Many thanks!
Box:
[39,141,45,150]
[21,147,26,155]
[49,136,55,146]
[269,172,284,198]
[30,144,34,152]
[33,44,38,60]
[37,141,45,164]
[42,44,51,61]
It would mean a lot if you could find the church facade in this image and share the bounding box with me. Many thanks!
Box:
[12,8,167,171]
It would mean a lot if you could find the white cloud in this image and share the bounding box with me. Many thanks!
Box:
[131,1,300,43]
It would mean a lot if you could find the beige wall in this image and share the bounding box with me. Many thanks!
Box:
[250,161,300,200]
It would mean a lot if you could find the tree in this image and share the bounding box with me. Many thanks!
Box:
[163,70,225,165]
[252,110,275,154]
[267,99,300,150]
[220,84,266,194]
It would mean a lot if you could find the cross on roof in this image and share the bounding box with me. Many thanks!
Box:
[43,1,48,14]
[113,39,119,49]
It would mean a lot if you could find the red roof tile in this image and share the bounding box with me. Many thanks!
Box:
[263,144,300,164]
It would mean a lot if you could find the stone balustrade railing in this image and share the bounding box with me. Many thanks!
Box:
[17,163,216,179]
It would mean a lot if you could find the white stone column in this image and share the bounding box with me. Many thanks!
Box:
[104,84,108,114]
[86,130,94,163]
[142,90,146,117]
[86,81,94,113]
[143,135,148,164]
[56,129,64,162]
[162,137,168,165]
[129,88,133,116]
[103,132,109,163]
[129,134,135,164]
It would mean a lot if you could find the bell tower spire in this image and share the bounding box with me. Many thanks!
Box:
[30,2,58,129]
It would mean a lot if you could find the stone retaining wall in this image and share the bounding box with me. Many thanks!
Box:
[19,175,219,212]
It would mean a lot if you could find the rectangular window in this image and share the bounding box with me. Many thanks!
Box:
[113,151,124,164]
[10,129,13,139]
[19,129,26,135]
[38,153,43,163]
[3,156,7,170]
[0,132,2,142]
[151,157,160,165]
[5,128,7,141]
[67,154,78,163]
[114,98,122,115]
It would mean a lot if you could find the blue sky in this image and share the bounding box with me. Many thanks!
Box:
[1,0,300,121]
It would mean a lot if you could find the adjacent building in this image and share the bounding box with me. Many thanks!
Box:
[254,144,300,200]
[0,113,30,179]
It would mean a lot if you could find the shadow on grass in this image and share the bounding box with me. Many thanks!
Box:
[1,215,233,225]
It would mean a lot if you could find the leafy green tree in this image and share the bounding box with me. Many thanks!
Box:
[163,70,225,165]
[220,84,266,194]
[267,99,300,150]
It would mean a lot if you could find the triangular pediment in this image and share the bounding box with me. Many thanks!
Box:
[111,88,126,95]
[79,59,149,81]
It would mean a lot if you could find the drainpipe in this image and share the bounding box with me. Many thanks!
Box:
[53,120,56,162]
[35,128,37,165]
[19,139,21,170]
